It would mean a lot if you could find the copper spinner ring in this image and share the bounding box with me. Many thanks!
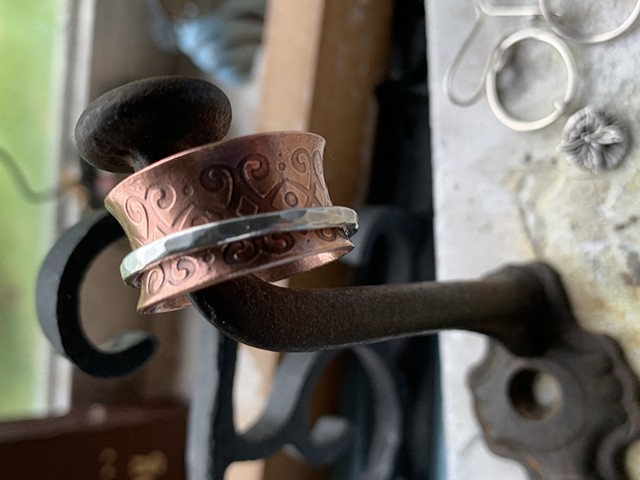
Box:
[105,132,355,313]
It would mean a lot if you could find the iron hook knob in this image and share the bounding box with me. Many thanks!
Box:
[74,76,232,173]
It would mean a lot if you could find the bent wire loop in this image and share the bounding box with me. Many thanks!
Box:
[443,0,541,107]
[479,0,640,44]
[538,0,640,45]
[443,6,578,131]
[486,27,578,132]
[444,0,639,131]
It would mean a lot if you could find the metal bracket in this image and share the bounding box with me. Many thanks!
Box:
[188,330,402,480]
[469,265,640,480]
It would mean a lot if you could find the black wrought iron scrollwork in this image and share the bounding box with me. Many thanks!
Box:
[36,210,156,377]
[189,333,402,479]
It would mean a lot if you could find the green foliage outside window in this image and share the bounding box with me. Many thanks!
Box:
[0,0,67,418]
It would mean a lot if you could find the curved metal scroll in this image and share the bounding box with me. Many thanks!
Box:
[36,210,156,377]
[188,330,401,479]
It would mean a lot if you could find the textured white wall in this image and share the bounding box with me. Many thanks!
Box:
[426,1,640,478]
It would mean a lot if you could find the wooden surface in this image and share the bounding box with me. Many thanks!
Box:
[258,0,393,290]
[0,402,187,480]
[257,0,394,478]
[257,0,326,133]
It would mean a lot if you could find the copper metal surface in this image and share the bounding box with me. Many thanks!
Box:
[106,132,353,313]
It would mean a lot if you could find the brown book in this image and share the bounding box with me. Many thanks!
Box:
[0,403,187,480]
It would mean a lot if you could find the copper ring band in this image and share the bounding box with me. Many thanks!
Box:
[105,132,354,313]
[121,206,358,287]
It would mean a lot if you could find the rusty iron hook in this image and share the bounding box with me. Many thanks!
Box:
[189,262,554,356]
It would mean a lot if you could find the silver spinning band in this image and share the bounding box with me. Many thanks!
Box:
[486,28,578,132]
[120,206,359,286]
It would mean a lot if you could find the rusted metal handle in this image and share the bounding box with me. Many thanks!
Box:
[36,205,640,480]
[189,263,553,357]
[189,260,640,480]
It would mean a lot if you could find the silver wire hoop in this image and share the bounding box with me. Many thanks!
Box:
[486,28,578,132]
[539,0,640,44]
[479,0,540,18]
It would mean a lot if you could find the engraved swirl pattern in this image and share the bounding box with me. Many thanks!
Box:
[109,137,352,307]
[124,184,221,247]
[146,255,212,295]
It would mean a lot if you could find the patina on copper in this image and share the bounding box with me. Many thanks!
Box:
[106,132,353,313]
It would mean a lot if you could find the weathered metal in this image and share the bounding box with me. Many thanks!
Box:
[190,258,640,479]
[38,208,640,477]
[36,210,156,377]
[189,263,551,356]
[558,106,629,174]
[470,264,640,480]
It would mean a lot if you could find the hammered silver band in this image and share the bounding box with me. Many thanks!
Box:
[121,206,359,286]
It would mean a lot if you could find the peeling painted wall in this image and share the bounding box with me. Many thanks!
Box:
[426,0,640,478]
